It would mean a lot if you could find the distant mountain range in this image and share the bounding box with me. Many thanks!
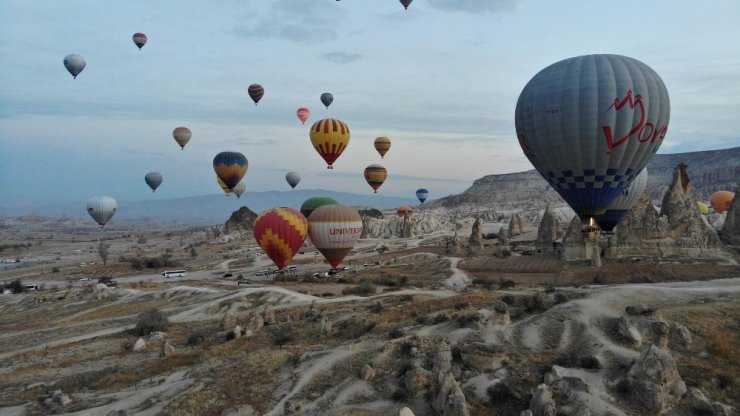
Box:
[0,189,417,225]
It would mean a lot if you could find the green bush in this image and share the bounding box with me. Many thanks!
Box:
[133,309,169,336]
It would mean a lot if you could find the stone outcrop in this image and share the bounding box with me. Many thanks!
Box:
[536,206,560,253]
[398,407,415,416]
[232,325,243,340]
[161,341,175,357]
[628,322,686,414]
[221,310,238,331]
[468,218,484,251]
[360,363,375,381]
[434,373,470,416]
[263,305,276,326]
[224,206,258,234]
[44,389,72,413]
[361,210,452,239]
[320,316,332,335]
[618,305,662,347]
[529,384,557,416]
[404,365,429,395]
[721,192,740,245]
[668,323,691,348]
[460,342,507,371]
[509,213,524,236]
[245,312,264,336]
[489,301,510,326]
[133,338,146,351]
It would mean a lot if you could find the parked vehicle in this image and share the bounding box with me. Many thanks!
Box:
[162,270,186,278]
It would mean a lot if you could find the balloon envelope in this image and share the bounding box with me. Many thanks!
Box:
[248,84,264,105]
[416,188,429,204]
[172,127,192,149]
[710,191,735,214]
[308,204,362,268]
[144,172,163,192]
[63,54,86,79]
[515,54,670,222]
[697,201,709,215]
[297,108,310,125]
[300,196,338,218]
[374,137,391,159]
[364,164,387,193]
[213,152,248,189]
[132,32,147,50]
[320,92,333,108]
[397,205,414,219]
[254,207,308,270]
[233,181,246,198]
[593,168,648,232]
[86,196,117,227]
[309,118,350,169]
[285,171,301,189]
[217,176,233,196]
[400,0,412,9]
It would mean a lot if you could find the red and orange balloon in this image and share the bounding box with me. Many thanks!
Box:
[254,207,308,270]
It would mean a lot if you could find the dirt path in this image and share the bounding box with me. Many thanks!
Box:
[443,257,472,291]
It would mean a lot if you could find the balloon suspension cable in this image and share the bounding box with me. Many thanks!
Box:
[374,190,377,194]
[327,165,333,169]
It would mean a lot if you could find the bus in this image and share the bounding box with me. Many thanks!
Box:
[162,270,186,278]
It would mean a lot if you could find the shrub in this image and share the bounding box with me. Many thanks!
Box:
[270,325,295,347]
[554,292,569,304]
[133,309,170,336]
[473,277,496,290]
[498,278,515,289]
[367,302,384,314]
[456,313,479,328]
[708,330,732,358]
[342,280,376,296]
[4,279,25,293]
[487,381,517,403]
[388,328,406,339]
[433,314,449,324]
[51,267,60,273]
[187,331,207,346]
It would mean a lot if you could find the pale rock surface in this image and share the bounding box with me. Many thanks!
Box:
[668,322,691,348]
[263,305,276,325]
[320,316,332,335]
[398,407,415,416]
[161,341,175,357]
[536,206,559,253]
[468,218,484,252]
[245,312,263,336]
[617,305,662,347]
[489,301,510,326]
[721,192,740,245]
[133,338,146,351]
[529,384,557,416]
[221,310,237,330]
[460,342,507,371]
[232,325,243,340]
[404,365,429,395]
[509,213,524,236]
[360,363,375,381]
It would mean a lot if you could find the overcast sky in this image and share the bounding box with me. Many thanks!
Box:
[1,0,739,208]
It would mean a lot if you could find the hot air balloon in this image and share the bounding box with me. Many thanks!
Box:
[285,171,301,189]
[374,137,391,159]
[86,196,117,227]
[308,204,362,269]
[364,164,387,193]
[132,32,147,50]
[172,127,191,150]
[63,54,86,79]
[297,108,310,125]
[300,196,338,218]
[592,168,648,232]
[254,207,308,270]
[248,84,264,105]
[233,181,246,198]
[710,191,735,214]
[397,205,413,219]
[416,188,429,204]
[144,172,163,192]
[697,201,709,215]
[309,118,350,169]
[217,176,233,196]
[400,0,412,10]
[320,92,334,109]
[515,54,670,227]
[213,152,248,190]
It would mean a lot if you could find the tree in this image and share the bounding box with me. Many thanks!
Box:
[98,240,109,265]
[190,247,198,259]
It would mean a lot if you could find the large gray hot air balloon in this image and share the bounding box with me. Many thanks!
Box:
[593,168,648,232]
[86,196,118,227]
[63,54,86,79]
[285,171,301,189]
[144,172,163,192]
[515,54,669,225]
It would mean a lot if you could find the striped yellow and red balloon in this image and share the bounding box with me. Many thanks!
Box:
[309,118,350,169]
[364,164,387,193]
[254,207,308,270]
[248,84,264,105]
[213,151,248,190]
[172,127,192,150]
[374,137,391,159]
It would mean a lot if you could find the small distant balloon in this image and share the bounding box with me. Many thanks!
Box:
[696,201,709,215]
[286,171,301,189]
[416,188,429,204]
[233,181,246,198]
[374,137,391,159]
[364,164,387,194]
[172,127,192,150]
[86,196,117,227]
[144,172,163,192]
[297,108,310,125]
[710,191,735,214]
[63,54,86,79]
[320,92,333,109]
[400,0,412,10]
[213,151,248,190]
[248,84,264,105]
[397,205,413,219]
[132,32,147,50]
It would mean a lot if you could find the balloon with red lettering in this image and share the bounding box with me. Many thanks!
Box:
[132,32,147,50]
[515,54,670,224]
[248,84,264,105]
[213,151,248,190]
[374,137,391,159]
[297,108,310,125]
[172,127,192,150]
[86,196,117,227]
[710,191,735,214]
[592,168,648,232]
[144,172,163,192]
[300,196,338,218]
[364,164,387,193]
[307,204,362,269]
[254,207,308,270]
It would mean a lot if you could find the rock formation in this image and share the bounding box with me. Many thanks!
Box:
[460,342,507,371]
[618,304,662,347]
[628,321,686,414]
[360,363,375,381]
[489,301,510,326]
[224,206,258,234]
[529,384,557,416]
[468,218,484,252]
[161,341,175,357]
[721,192,739,245]
[536,206,560,253]
[262,305,276,326]
[398,407,415,416]
[245,312,263,336]
[220,310,237,331]
[404,365,429,395]
[133,338,146,351]
[509,213,524,236]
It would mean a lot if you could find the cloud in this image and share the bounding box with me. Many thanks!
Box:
[232,0,346,44]
[322,52,362,65]
[427,0,518,13]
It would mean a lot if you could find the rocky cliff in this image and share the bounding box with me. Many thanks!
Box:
[223,206,258,234]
